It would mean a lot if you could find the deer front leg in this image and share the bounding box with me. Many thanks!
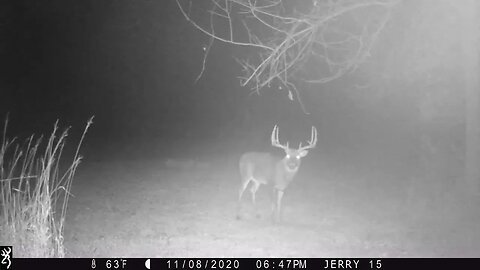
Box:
[272,188,284,223]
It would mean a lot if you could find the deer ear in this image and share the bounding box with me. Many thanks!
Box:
[299,150,309,157]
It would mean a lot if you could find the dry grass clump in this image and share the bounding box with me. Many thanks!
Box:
[0,116,93,257]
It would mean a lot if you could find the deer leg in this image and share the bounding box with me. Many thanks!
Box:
[271,188,278,220]
[236,178,251,220]
[273,189,284,223]
[250,180,261,218]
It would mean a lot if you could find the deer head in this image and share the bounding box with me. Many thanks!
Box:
[271,125,317,173]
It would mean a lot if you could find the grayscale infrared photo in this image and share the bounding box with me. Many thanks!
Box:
[1,0,480,259]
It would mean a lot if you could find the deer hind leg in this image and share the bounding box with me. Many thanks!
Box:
[250,180,261,218]
[272,188,285,223]
[236,177,251,220]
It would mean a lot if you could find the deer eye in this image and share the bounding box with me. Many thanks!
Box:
[296,155,301,159]
[286,154,291,159]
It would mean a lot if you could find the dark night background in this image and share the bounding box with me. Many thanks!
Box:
[0,0,415,173]
[1,0,479,257]
[1,0,320,161]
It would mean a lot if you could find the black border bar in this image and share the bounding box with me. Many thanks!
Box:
[8,258,480,270]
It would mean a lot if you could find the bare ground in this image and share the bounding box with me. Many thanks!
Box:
[63,154,480,257]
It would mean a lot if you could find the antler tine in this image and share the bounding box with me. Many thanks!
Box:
[271,124,278,145]
[271,125,289,150]
[311,126,317,145]
[298,126,317,151]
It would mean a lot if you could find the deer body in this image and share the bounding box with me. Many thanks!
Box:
[237,125,317,223]
[239,152,299,189]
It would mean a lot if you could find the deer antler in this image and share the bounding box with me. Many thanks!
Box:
[298,126,317,151]
[271,125,290,151]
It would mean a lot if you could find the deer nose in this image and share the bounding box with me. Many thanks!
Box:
[286,161,298,170]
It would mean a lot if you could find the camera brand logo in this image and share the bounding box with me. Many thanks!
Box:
[0,246,12,270]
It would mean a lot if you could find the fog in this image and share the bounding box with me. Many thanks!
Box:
[1,0,479,257]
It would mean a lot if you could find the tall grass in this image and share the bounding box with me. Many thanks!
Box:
[0,116,93,257]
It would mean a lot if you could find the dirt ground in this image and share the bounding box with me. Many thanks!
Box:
[63,152,480,258]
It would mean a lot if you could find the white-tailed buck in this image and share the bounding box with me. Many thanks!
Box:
[237,125,317,223]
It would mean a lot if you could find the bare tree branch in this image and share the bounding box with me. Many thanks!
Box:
[176,0,399,113]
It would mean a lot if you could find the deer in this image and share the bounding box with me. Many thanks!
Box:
[236,125,317,223]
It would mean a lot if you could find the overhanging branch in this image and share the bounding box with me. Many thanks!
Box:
[176,0,399,113]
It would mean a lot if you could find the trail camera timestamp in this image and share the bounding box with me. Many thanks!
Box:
[256,259,307,269]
